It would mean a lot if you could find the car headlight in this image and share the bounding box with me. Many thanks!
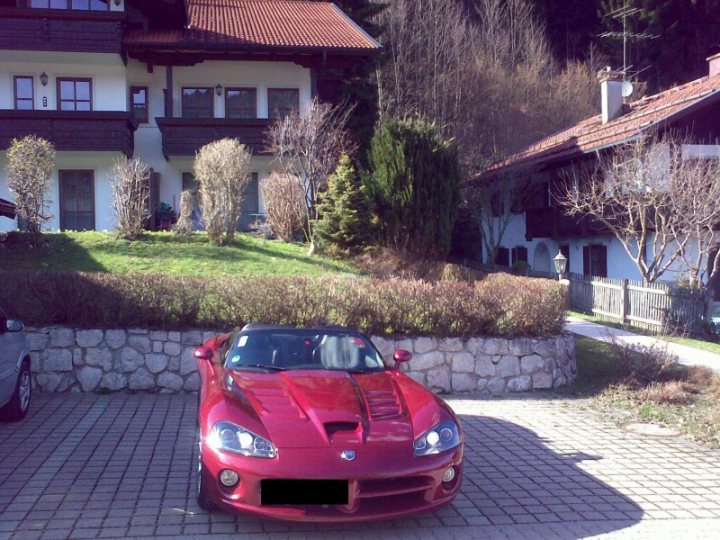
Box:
[207,421,277,459]
[413,420,461,456]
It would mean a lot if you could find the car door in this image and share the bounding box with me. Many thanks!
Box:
[0,308,22,406]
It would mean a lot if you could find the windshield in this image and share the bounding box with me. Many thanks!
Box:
[225,331,388,372]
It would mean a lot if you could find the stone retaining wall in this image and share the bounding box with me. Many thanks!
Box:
[25,327,576,394]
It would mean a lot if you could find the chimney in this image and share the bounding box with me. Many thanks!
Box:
[707,52,720,77]
[597,69,624,124]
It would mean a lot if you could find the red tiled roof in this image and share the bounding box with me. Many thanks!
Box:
[124,0,380,52]
[485,75,720,174]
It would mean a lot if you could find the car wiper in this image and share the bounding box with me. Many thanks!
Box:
[235,364,287,372]
[345,368,383,374]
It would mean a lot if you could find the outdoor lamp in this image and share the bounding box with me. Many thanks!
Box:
[553,250,567,279]
[114,0,122,6]
[40,72,48,86]
[215,84,223,96]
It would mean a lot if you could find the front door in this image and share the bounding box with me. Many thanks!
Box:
[240,173,259,231]
[60,170,95,231]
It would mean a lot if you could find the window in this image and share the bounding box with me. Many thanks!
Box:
[495,247,510,267]
[182,87,213,118]
[268,88,299,119]
[59,170,95,231]
[560,244,570,273]
[30,0,110,10]
[511,246,528,265]
[583,244,607,277]
[239,173,260,230]
[14,76,34,110]
[226,88,256,119]
[57,78,92,111]
[130,86,148,123]
[181,172,201,229]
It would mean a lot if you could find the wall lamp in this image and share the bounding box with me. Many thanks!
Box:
[114,0,122,6]
[215,84,223,96]
[40,72,48,86]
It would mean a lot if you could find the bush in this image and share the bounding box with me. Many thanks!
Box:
[111,157,150,240]
[353,247,484,281]
[365,118,460,259]
[194,138,252,246]
[261,172,306,242]
[0,271,566,337]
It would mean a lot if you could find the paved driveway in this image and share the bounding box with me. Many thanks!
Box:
[1,393,720,539]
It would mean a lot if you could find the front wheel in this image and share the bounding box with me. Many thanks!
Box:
[196,429,216,512]
[0,360,31,422]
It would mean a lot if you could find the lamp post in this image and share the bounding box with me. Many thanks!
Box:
[553,250,567,281]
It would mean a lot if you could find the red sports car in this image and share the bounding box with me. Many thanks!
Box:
[194,324,463,522]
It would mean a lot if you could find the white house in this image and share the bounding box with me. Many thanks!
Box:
[0,0,380,232]
[478,54,720,298]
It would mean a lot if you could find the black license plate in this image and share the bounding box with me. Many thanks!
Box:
[261,479,349,505]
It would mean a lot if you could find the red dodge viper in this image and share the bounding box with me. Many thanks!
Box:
[194,324,464,522]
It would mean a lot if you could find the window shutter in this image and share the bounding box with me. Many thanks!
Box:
[583,246,590,276]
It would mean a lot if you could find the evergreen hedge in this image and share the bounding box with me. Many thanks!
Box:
[0,271,566,338]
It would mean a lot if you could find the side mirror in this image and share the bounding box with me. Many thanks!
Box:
[194,346,213,362]
[6,319,24,333]
[393,349,412,368]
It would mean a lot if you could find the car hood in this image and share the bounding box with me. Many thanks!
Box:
[223,370,424,449]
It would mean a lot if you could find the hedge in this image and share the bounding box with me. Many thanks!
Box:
[0,271,567,338]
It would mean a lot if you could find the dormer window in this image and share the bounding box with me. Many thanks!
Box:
[29,0,110,10]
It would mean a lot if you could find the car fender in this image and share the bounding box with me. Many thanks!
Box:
[15,348,30,371]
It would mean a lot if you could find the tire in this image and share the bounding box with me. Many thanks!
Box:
[0,360,31,422]
[196,429,216,512]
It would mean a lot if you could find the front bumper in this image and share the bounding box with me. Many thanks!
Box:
[201,444,463,522]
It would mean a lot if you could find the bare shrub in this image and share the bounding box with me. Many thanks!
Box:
[111,158,150,240]
[608,338,680,387]
[174,190,194,236]
[194,138,252,246]
[261,172,306,242]
[6,135,55,238]
[638,381,697,405]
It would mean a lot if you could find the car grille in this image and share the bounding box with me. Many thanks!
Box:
[357,476,434,499]
[364,389,403,420]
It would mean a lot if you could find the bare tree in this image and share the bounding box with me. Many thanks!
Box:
[559,133,720,285]
[261,172,306,243]
[267,97,352,253]
[6,135,55,239]
[111,157,150,240]
[194,138,253,246]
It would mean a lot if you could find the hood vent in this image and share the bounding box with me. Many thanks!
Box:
[324,421,359,437]
[365,389,403,420]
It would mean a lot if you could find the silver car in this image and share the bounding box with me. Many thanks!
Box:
[0,307,31,421]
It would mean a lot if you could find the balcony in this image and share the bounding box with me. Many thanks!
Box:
[0,110,138,157]
[0,7,124,54]
[525,207,608,240]
[155,118,273,158]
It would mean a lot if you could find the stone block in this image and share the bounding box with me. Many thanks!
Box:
[128,328,148,335]
[168,331,181,342]
[438,338,464,352]
[77,366,102,392]
[26,332,50,352]
[532,338,554,356]
[180,347,198,376]
[158,372,184,392]
[451,373,476,392]
[496,355,520,378]
[395,338,413,353]
[85,348,112,371]
[474,355,495,378]
[182,330,203,346]
[30,352,41,373]
[411,350,445,371]
[371,336,394,359]
[487,377,506,394]
[100,373,127,392]
[105,329,126,350]
[72,348,84,367]
[509,338,533,356]
[426,368,451,393]
[37,373,63,392]
[507,375,532,392]
[414,337,437,354]
[145,354,169,374]
[150,330,168,341]
[128,368,155,390]
[152,342,163,353]
[532,372,553,389]
[76,329,103,348]
[483,338,509,355]
[116,347,144,373]
[465,337,484,356]
[451,352,475,373]
[128,336,151,354]
[520,354,545,374]
[164,342,182,357]
[50,328,74,348]
[42,349,73,372]
[184,373,200,392]
[168,357,180,372]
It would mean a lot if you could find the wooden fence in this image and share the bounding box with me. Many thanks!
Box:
[457,260,711,336]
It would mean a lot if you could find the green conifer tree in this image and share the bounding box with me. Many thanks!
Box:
[315,153,373,255]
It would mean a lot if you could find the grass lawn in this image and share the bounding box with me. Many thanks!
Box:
[565,335,720,447]
[0,231,361,277]
[569,310,720,354]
